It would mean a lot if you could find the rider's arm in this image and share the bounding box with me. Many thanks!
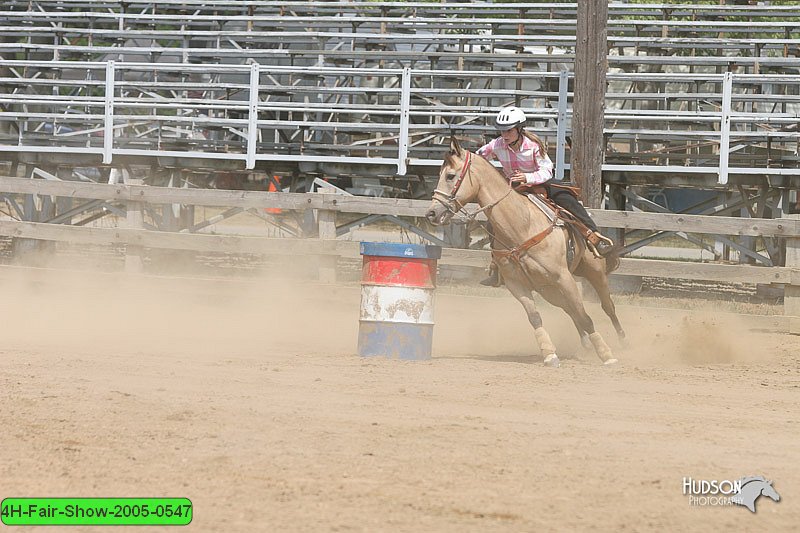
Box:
[477,138,497,159]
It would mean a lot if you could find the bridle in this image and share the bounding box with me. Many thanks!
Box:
[432,150,473,216]
[431,150,514,221]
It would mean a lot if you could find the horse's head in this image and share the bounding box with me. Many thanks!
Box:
[425,136,479,226]
[735,477,782,512]
[761,480,781,502]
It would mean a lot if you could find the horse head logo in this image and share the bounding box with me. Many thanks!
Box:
[731,476,781,513]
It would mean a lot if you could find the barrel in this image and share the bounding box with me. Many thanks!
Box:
[357,242,442,360]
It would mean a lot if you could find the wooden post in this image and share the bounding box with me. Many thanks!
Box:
[125,177,144,273]
[606,183,626,245]
[573,0,608,209]
[317,189,337,283]
[785,213,800,334]
[13,164,44,260]
[443,222,469,249]
[301,176,317,237]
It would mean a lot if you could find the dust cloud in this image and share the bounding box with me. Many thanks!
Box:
[0,260,359,358]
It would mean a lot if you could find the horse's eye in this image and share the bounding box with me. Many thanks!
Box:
[445,171,456,181]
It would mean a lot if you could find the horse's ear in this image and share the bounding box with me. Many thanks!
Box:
[450,135,464,158]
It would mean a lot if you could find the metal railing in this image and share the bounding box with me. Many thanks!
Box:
[2,61,800,183]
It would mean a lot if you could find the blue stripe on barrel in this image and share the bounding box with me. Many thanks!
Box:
[358,242,441,360]
[357,321,435,361]
[359,242,442,261]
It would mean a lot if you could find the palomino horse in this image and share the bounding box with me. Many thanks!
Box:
[425,137,625,367]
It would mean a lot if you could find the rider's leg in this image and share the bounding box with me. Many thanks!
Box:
[548,188,597,230]
[547,187,614,255]
[480,261,501,287]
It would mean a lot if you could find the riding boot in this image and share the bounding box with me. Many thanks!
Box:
[587,231,614,257]
[479,262,502,287]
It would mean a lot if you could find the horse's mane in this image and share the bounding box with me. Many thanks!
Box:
[472,151,511,182]
[443,149,507,183]
[740,476,769,487]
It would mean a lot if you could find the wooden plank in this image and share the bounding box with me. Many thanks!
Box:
[0,177,429,216]
[125,178,144,273]
[0,219,361,257]
[616,257,793,284]
[316,190,337,283]
[0,176,127,200]
[315,194,424,217]
[591,210,800,237]
[439,247,489,268]
[3,218,796,285]
[784,214,800,333]
[3,177,800,237]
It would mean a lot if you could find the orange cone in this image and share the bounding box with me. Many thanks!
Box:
[266,176,281,214]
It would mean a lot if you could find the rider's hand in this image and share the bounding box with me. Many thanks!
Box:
[509,170,526,184]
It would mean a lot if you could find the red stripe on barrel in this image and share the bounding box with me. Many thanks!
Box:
[361,256,437,288]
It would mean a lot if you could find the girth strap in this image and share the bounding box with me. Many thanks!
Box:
[492,219,559,263]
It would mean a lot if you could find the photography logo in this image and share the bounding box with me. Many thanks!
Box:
[683,476,781,512]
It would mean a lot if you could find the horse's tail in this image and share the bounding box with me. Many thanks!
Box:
[604,246,621,274]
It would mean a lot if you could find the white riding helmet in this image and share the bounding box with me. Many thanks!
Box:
[495,106,526,131]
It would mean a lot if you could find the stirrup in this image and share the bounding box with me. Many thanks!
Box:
[587,241,603,259]
[587,232,614,259]
[595,233,614,247]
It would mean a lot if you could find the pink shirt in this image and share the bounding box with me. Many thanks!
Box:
[477,135,554,185]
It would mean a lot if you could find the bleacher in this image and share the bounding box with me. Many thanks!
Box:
[1,1,799,194]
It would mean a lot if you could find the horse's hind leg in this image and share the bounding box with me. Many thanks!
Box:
[581,263,626,345]
[504,277,560,367]
[554,274,617,365]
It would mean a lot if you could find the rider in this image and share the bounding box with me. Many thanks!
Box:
[477,106,614,286]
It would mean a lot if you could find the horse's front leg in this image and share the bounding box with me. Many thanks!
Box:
[503,273,560,368]
[571,316,592,350]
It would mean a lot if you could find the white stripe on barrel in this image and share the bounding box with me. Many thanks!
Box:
[360,285,435,325]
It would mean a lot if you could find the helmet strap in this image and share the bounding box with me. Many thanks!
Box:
[508,127,522,149]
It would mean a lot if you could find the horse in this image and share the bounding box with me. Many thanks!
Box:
[425,136,625,367]
[731,477,781,513]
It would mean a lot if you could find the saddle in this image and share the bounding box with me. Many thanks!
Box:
[514,182,591,272]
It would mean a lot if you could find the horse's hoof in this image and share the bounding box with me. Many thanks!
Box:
[543,354,560,368]
[618,336,630,349]
[603,358,619,366]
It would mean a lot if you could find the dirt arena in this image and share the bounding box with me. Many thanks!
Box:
[1,265,798,532]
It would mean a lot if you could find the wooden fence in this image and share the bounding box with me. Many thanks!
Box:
[0,176,798,332]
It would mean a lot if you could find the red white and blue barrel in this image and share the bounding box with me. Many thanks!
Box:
[358,242,442,360]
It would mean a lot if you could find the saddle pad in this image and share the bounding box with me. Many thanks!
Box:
[526,193,584,273]
[526,193,564,226]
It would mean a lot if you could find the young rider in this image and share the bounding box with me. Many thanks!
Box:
[477,106,614,286]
